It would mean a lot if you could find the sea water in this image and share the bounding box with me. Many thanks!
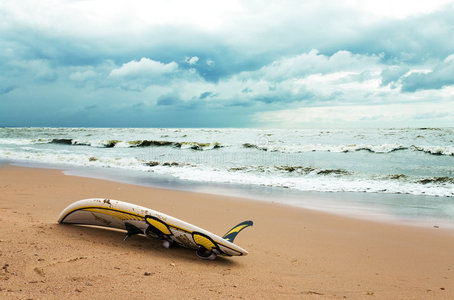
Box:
[1,127,453,225]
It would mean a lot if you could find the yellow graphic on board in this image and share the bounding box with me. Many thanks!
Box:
[145,216,171,235]
[193,233,217,250]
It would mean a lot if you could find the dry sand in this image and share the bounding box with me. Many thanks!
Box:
[0,165,453,299]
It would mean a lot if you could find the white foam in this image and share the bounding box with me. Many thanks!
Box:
[0,138,44,145]
[0,149,149,172]
[150,164,454,197]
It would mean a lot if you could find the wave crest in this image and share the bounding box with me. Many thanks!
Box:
[1,138,224,150]
[229,165,352,176]
[241,143,454,156]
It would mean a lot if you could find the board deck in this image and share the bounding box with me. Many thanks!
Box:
[58,198,252,259]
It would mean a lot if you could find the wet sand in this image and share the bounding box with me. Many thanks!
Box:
[1,165,453,299]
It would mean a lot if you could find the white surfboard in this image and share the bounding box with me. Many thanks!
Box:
[58,198,253,260]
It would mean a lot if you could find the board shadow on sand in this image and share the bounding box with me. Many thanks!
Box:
[52,224,240,266]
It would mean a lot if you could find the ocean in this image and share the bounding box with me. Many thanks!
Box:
[1,127,453,226]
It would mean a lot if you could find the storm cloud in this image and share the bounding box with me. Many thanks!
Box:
[1,0,453,127]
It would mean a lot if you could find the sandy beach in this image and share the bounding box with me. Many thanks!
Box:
[1,165,453,299]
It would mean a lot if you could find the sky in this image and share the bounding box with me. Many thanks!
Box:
[1,0,454,128]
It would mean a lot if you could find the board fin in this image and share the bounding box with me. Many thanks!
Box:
[222,220,253,243]
[124,222,143,240]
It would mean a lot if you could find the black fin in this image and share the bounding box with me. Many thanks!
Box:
[222,220,253,242]
[124,222,143,240]
[196,246,217,260]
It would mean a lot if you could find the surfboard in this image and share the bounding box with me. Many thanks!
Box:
[57,198,253,260]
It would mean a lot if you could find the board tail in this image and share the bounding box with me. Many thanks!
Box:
[222,220,253,243]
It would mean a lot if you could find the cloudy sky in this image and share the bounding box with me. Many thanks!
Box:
[1,0,454,128]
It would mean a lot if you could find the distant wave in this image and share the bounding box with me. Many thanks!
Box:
[2,137,453,155]
[0,138,224,151]
[411,145,454,156]
[242,143,454,156]
[58,139,224,150]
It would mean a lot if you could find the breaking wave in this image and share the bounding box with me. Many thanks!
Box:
[1,137,452,155]
[242,143,454,156]
[228,165,352,176]
[0,138,224,151]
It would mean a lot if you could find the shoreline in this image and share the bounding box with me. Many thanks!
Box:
[5,160,454,230]
[1,164,454,299]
